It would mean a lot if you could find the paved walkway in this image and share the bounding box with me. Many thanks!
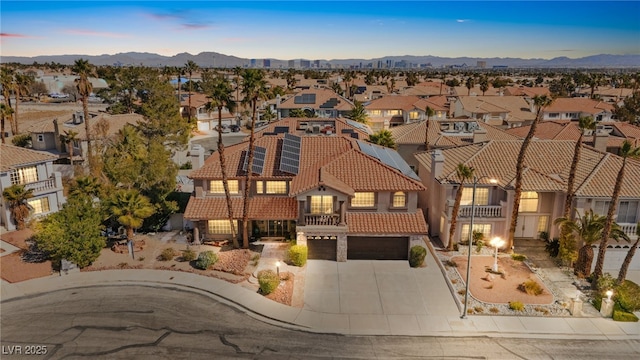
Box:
[2,247,638,340]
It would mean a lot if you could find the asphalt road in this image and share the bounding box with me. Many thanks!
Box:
[1,285,639,360]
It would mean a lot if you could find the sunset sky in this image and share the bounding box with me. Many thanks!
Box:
[2,1,639,60]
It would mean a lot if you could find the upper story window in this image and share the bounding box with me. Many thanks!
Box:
[11,166,38,185]
[409,111,420,120]
[386,110,401,116]
[597,200,639,223]
[209,180,239,194]
[351,192,375,208]
[369,110,382,116]
[37,134,44,142]
[27,197,50,215]
[461,188,489,206]
[519,191,539,212]
[256,181,287,194]
[310,195,333,214]
[392,191,406,208]
[548,113,559,118]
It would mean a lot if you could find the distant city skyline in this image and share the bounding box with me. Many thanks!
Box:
[1,1,639,60]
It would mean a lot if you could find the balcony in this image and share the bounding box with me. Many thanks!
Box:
[619,223,638,240]
[459,205,502,218]
[303,214,340,226]
[24,178,57,193]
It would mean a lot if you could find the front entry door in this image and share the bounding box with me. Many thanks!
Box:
[515,215,538,238]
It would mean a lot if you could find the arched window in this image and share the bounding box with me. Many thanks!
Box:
[392,191,406,208]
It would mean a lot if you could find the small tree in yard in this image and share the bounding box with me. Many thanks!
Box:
[2,184,34,230]
[35,195,105,268]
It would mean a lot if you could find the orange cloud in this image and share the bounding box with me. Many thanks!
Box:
[1,33,32,38]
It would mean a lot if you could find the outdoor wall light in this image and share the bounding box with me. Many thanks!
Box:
[606,290,613,301]
[490,237,505,272]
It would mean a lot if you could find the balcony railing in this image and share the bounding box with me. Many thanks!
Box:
[303,214,340,226]
[619,223,638,239]
[459,205,502,218]
[24,178,57,193]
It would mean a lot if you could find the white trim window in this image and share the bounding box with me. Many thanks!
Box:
[461,224,491,242]
[310,195,333,214]
[207,220,237,234]
[351,192,375,207]
[461,188,489,206]
[519,191,539,212]
[265,181,287,194]
[27,197,50,215]
[209,180,239,194]
[11,166,38,185]
[392,191,406,208]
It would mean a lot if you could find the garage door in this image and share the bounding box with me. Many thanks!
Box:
[347,236,408,260]
[307,238,337,261]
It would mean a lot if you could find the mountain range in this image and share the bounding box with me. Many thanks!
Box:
[2,52,639,69]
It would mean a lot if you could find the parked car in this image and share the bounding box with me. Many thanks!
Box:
[229,124,241,132]
[255,121,268,128]
[214,125,231,133]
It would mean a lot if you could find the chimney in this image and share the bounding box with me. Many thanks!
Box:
[190,144,205,170]
[593,130,608,153]
[53,118,62,152]
[472,128,488,144]
[72,111,84,124]
[431,149,445,179]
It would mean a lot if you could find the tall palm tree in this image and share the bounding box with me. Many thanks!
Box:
[555,210,628,277]
[69,175,103,199]
[240,69,269,248]
[13,73,33,135]
[204,73,239,248]
[73,59,95,168]
[1,103,14,143]
[465,76,475,95]
[507,95,553,250]
[424,106,435,151]
[108,189,155,240]
[593,140,640,284]
[184,60,199,125]
[2,184,34,230]
[617,223,640,284]
[448,164,475,251]
[564,116,596,218]
[61,129,79,170]
[1,68,16,135]
[343,71,353,99]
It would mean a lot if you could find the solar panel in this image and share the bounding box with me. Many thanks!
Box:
[357,140,379,159]
[279,133,302,174]
[293,93,316,104]
[274,126,289,134]
[341,128,354,134]
[357,140,420,180]
[242,146,267,175]
[350,132,359,139]
[386,148,421,181]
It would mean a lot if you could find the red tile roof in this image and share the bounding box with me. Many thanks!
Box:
[184,196,298,220]
[346,209,428,234]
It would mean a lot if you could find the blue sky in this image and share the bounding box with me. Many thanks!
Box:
[2,1,639,60]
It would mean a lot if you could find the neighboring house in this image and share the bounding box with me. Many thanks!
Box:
[27,112,145,164]
[364,95,448,131]
[414,140,639,256]
[452,96,536,128]
[542,98,615,122]
[574,86,634,103]
[505,120,640,155]
[180,92,236,131]
[184,118,427,262]
[503,86,551,98]
[277,89,353,119]
[390,121,518,173]
[400,81,451,98]
[1,144,65,231]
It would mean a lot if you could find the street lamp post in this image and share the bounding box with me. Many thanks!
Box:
[461,175,496,319]
[490,237,505,272]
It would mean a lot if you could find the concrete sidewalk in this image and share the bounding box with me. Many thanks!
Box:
[2,251,638,340]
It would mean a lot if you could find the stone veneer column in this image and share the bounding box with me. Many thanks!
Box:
[337,234,347,262]
[296,231,307,246]
[339,201,346,226]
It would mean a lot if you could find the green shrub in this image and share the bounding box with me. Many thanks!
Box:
[195,251,218,270]
[257,269,280,295]
[592,297,602,311]
[615,280,640,312]
[288,245,308,267]
[544,238,560,257]
[511,253,527,261]
[509,301,525,311]
[159,248,177,261]
[11,134,32,148]
[519,279,544,296]
[181,249,197,262]
[613,309,639,322]
[409,246,427,267]
[179,161,192,170]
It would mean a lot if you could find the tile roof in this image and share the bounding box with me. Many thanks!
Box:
[365,95,423,111]
[346,209,428,234]
[457,96,536,123]
[183,196,298,220]
[1,144,58,172]
[27,112,145,141]
[505,120,638,148]
[503,86,551,97]
[414,139,640,197]
[389,121,463,146]
[544,98,614,114]
[277,88,353,111]
[252,117,371,140]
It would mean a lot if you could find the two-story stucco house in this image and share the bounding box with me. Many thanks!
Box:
[184,118,427,262]
[364,95,449,131]
[452,96,536,128]
[1,144,65,231]
[542,98,615,122]
[276,89,353,119]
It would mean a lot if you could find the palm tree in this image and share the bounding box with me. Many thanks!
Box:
[369,129,396,149]
[1,103,14,143]
[507,95,553,250]
[184,60,199,125]
[204,73,239,248]
[593,140,640,284]
[1,67,15,135]
[448,164,475,251]
[343,71,353,99]
[2,184,34,230]
[108,189,155,240]
[617,223,640,284]
[61,130,79,172]
[465,76,475,95]
[69,175,103,199]
[348,100,368,124]
[240,69,269,248]
[424,106,435,151]
[555,210,628,277]
[13,73,33,135]
[479,76,489,96]
[73,59,95,168]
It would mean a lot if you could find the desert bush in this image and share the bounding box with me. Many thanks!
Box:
[118,262,128,269]
[613,309,639,322]
[288,245,308,267]
[544,237,560,258]
[181,249,197,262]
[138,256,145,262]
[159,248,177,261]
[257,269,280,295]
[489,307,500,314]
[195,251,218,270]
[615,280,640,312]
[474,306,484,313]
[457,289,466,295]
[519,279,544,295]
[511,253,527,261]
[509,301,525,311]
[595,272,617,294]
[451,279,458,284]
[251,254,261,261]
[409,246,427,267]
[445,259,457,267]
